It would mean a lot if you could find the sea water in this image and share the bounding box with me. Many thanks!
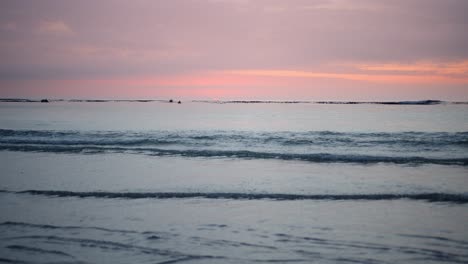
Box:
[0,101,467,263]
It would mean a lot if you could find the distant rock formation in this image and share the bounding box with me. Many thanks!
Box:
[41,99,49,103]
[169,99,173,103]
[177,101,181,104]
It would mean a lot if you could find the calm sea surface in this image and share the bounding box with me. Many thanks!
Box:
[0,101,467,263]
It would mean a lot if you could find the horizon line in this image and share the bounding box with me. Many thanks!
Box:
[1,98,467,105]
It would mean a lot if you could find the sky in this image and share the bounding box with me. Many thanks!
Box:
[0,0,467,100]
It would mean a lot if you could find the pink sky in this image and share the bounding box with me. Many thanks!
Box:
[1,0,467,100]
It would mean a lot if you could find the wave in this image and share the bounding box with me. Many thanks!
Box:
[2,222,466,264]
[3,235,224,263]
[193,100,310,104]
[2,129,467,147]
[0,221,141,234]
[194,100,465,105]
[0,98,40,103]
[315,100,444,105]
[8,190,468,203]
[1,144,467,165]
[0,257,29,264]
[6,245,72,257]
[1,129,467,165]
[213,100,446,105]
[0,98,166,103]
[68,99,166,103]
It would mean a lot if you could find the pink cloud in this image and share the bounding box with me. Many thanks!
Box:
[221,67,468,84]
[1,22,17,31]
[38,20,73,35]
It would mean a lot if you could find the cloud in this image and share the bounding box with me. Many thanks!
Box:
[1,22,17,31]
[222,66,468,84]
[302,0,385,11]
[38,20,73,35]
[356,61,468,76]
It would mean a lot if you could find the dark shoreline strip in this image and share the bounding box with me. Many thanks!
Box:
[9,190,468,203]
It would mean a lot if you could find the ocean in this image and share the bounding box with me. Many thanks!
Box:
[0,100,467,263]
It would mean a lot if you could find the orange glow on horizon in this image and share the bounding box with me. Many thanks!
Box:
[78,62,468,91]
[222,69,468,84]
[2,60,467,100]
[355,60,468,75]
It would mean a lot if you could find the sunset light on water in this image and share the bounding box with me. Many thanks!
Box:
[1,1,467,263]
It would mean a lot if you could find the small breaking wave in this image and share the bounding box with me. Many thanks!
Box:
[193,100,310,104]
[68,99,166,103]
[0,98,165,103]
[0,221,141,234]
[2,129,466,147]
[10,190,468,203]
[1,129,467,166]
[1,144,466,165]
[194,99,460,105]
[315,100,444,105]
[6,245,73,257]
